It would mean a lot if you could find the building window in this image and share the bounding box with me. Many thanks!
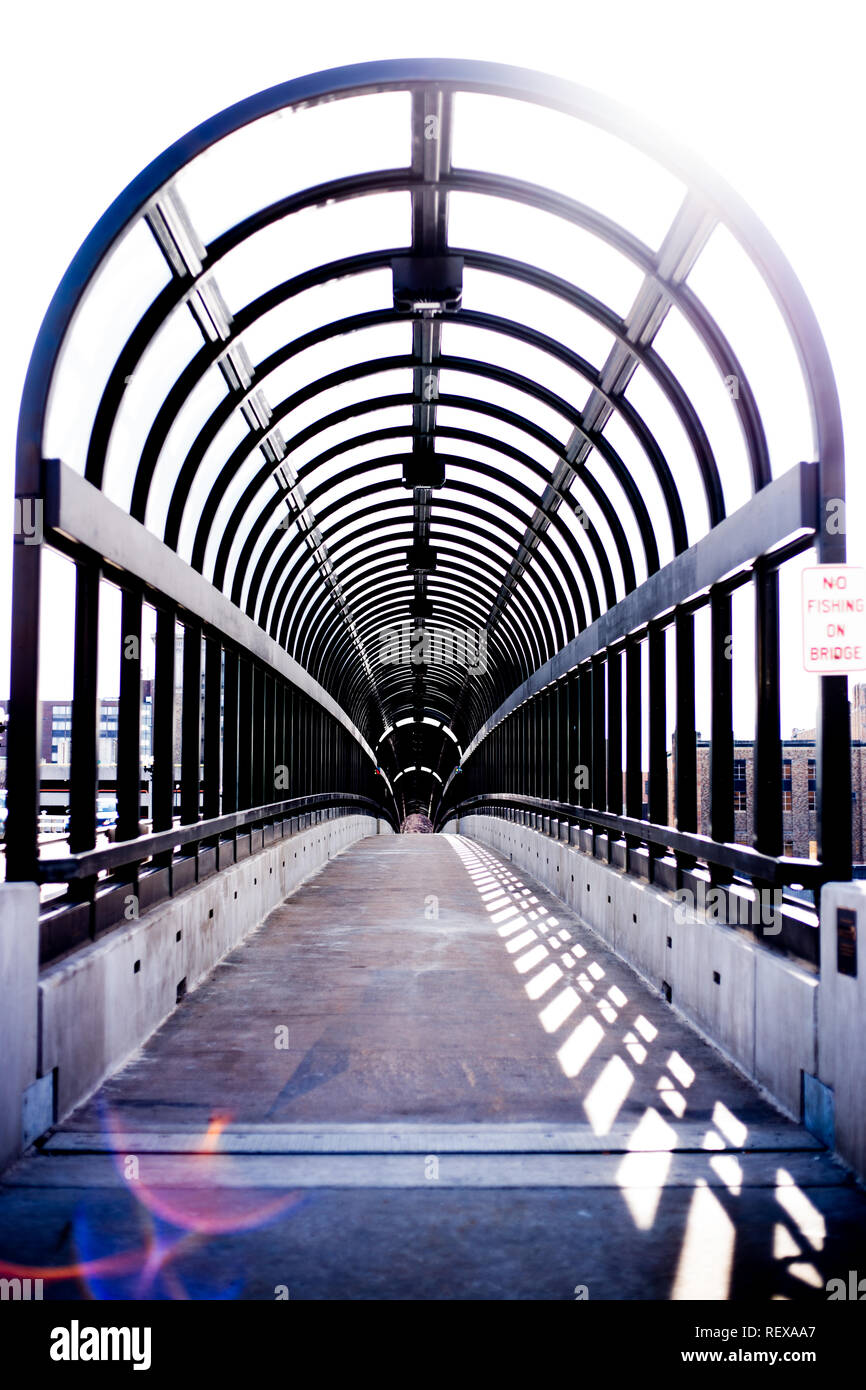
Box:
[782,758,792,813]
[807,757,816,811]
[733,758,747,811]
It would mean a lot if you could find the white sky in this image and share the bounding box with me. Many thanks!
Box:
[0,0,863,743]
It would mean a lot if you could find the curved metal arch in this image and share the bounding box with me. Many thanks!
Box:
[273,510,574,707]
[143,257,687,567]
[302,518,559,704]
[306,548,543,716]
[268,494,558,672]
[324,602,517,732]
[456,251,727,522]
[151,252,701,583]
[90,152,651,495]
[252,432,603,671]
[118,179,738,573]
[245,433,596,640]
[291,529,554,698]
[16,59,843,796]
[21,57,840,512]
[214,346,629,606]
[247,466,588,648]
[269,470,576,681]
[202,385,620,623]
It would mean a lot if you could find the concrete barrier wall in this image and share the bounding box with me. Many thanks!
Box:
[818,882,866,1182]
[0,885,40,1173]
[444,816,865,1183]
[1,814,388,1171]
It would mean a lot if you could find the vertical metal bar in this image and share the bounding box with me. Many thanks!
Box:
[816,413,851,886]
[625,640,642,821]
[647,623,668,828]
[568,672,579,807]
[558,679,569,805]
[202,635,221,820]
[547,688,556,802]
[754,564,782,857]
[287,681,297,795]
[237,658,252,811]
[607,648,622,814]
[578,665,592,806]
[592,657,606,810]
[69,560,100,856]
[818,673,852,878]
[312,704,320,795]
[116,586,142,842]
[252,666,265,808]
[180,622,201,826]
[151,607,175,835]
[296,694,306,796]
[710,587,734,849]
[264,672,275,805]
[528,699,536,799]
[222,648,238,815]
[674,609,697,833]
[275,680,285,798]
[6,526,42,881]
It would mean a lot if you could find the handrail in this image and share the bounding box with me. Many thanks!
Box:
[439,792,824,889]
[38,793,393,883]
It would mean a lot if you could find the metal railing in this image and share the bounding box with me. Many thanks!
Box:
[442,793,821,967]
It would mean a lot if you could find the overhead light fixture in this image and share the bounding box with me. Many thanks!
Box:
[401,443,445,490]
[406,541,437,573]
[392,254,464,314]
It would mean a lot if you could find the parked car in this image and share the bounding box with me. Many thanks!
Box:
[96,794,118,833]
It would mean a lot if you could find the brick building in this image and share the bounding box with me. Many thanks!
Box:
[693,737,866,863]
[686,683,866,864]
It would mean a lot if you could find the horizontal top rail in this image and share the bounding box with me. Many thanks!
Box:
[38,792,389,883]
[43,459,380,768]
[443,793,824,889]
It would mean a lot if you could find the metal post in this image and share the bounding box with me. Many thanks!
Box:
[674,609,697,833]
[117,586,142,841]
[251,670,264,805]
[592,657,606,810]
[754,564,782,857]
[710,586,734,853]
[180,621,202,826]
[69,560,100,857]
[602,646,620,815]
[625,640,642,821]
[6,533,42,882]
[647,623,667,829]
[202,635,221,820]
[578,665,592,809]
[264,672,275,804]
[222,648,239,814]
[237,658,252,810]
[558,678,569,804]
[151,606,175,840]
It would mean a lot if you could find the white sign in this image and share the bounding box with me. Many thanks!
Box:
[802,566,866,672]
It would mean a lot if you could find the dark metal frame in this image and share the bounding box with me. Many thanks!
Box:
[9,60,850,943]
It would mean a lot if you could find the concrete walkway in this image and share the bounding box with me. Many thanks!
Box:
[2,833,865,1300]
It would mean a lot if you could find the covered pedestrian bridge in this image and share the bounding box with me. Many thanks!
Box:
[2,59,864,1300]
